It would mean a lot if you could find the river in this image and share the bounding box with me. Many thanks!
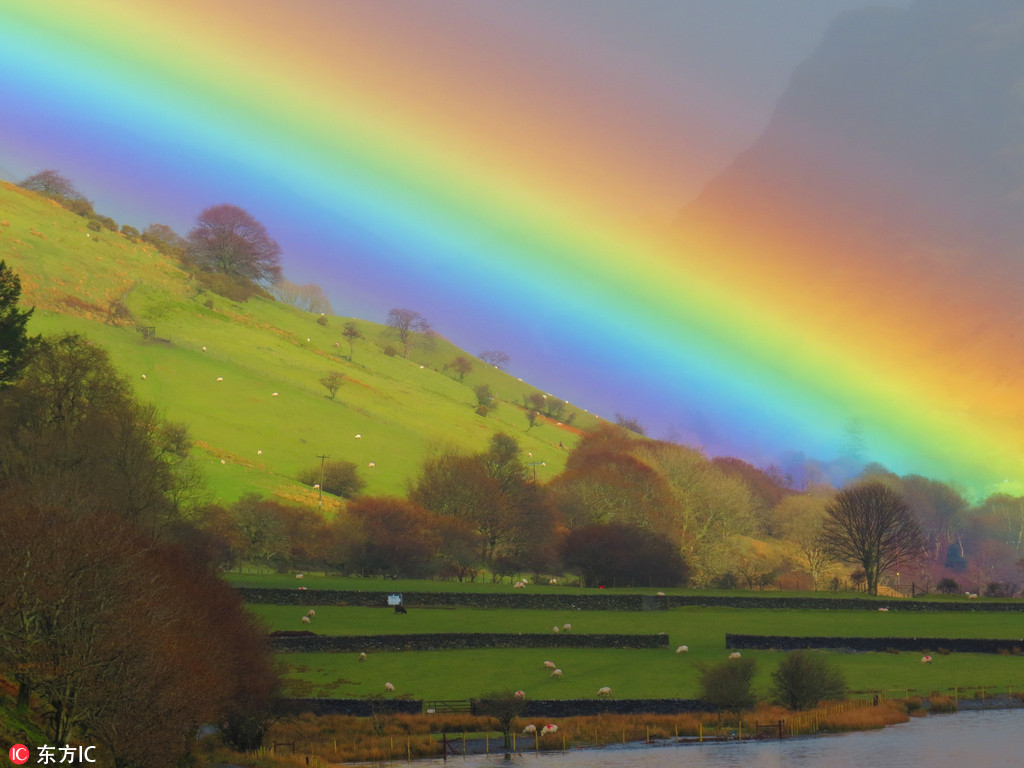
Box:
[423,709,1024,768]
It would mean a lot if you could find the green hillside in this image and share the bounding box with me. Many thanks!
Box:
[0,180,600,506]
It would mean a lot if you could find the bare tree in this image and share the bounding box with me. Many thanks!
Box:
[819,482,926,595]
[271,279,333,314]
[386,308,430,358]
[187,204,282,286]
[341,321,363,361]
[479,350,510,370]
[19,169,85,201]
[319,371,344,399]
[446,355,473,381]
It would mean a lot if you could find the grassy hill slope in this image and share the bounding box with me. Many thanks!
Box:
[0,180,600,506]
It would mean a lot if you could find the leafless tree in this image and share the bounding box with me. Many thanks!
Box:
[819,481,926,595]
[187,204,282,286]
[479,350,510,370]
[386,308,430,357]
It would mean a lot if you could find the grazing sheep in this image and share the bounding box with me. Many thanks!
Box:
[358,652,367,661]
[878,607,889,612]
[514,581,526,589]
[514,690,525,699]
[563,623,572,632]
[201,346,207,351]
[301,616,311,624]
[355,434,362,439]
[729,652,742,659]
[258,449,263,456]
[551,669,562,679]
[272,392,279,397]
[522,724,537,734]
[552,626,560,634]
[216,377,223,381]
[597,687,611,697]
[141,374,146,380]
[368,462,375,468]
[541,725,558,735]
[676,645,689,654]
[656,591,666,596]
[384,682,395,691]
[307,609,316,617]
[543,660,556,669]
[295,573,304,579]
[220,459,226,464]
[549,578,558,585]
[921,655,933,664]
[969,593,978,599]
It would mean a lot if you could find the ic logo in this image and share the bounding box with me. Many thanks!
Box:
[8,744,30,765]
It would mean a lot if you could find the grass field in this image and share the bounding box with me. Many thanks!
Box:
[1,179,602,504]
[240,576,1024,702]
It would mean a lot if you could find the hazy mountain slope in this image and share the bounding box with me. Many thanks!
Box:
[0,180,595,505]
[673,0,1024,483]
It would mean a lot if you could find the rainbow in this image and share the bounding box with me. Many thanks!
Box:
[1,0,1020,493]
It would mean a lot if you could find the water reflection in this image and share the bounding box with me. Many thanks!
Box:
[432,709,1023,768]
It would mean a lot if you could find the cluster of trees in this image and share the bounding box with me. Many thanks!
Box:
[0,264,278,765]
[699,650,846,715]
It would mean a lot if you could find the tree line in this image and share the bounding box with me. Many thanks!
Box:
[0,262,278,766]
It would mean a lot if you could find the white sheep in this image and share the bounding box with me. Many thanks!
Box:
[220,459,226,465]
[514,581,526,589]
[355,434,362,439]
[552,626,560,634]
[368,462,375,468]
[541,724,558,735]
[513,690,525,699]
[307,609,316,617]
[563,623,572,632]
[551,669,563,679]
[358,652,367,662]
[656,591,666,596]
[969,593,978,599]
[878,607,889,612]
[201,346,207,351]
[272,392,279,397]
[258,449,263,456]
[301,616,311,624]
[676,645,689,654]
[295,573,304,579]
[141,374,146,380]
[597,686,611,697]
[522,724,537,734]
[543,660,556,669]
[729,652,742,659]
[549,578,558,585]
[921,655,933,664]
[216,377,223,381]
[384,682,395,691]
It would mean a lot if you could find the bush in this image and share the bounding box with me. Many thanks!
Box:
[698,657,757,715]
[936,577,959,595]
[298,460,365,499]
[194,270,271,303]
[316,315,329,326]
[475,405,488,417]
[383,345,397,357]
[770,650,846,710]
[984,581,1015,598]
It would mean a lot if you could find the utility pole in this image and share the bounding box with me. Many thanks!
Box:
[316,453,330,512]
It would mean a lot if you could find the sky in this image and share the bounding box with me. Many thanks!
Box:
[7,0,1017,494]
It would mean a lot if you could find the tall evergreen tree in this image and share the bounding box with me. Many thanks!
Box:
[0,261,36,386]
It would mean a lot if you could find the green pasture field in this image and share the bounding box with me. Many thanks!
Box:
[251,598,1024,701]
[1,179,598,504]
